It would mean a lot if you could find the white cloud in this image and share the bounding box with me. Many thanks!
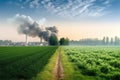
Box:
[103,0,111,5]
[41,0,113,18]
[30,0,39,8]
[10,0,113,18]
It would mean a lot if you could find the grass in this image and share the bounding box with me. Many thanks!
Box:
[32,47,58,80]
[0,46,57,80]
[61,47,75,80]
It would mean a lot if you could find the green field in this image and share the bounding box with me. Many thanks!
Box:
[0,46,57,80]
[62,46,120,80]
[0,46,120,80]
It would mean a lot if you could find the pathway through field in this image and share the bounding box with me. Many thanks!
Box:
[53,48,63,80]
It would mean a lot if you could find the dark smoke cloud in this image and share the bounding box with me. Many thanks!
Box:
[46,26,58,34]
[12,14,58,41]
[46,26,58,37]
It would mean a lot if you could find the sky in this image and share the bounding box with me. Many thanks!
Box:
[0,0,120,42]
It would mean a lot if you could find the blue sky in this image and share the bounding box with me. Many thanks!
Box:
[0,0,120,41]
[0,0,120,21]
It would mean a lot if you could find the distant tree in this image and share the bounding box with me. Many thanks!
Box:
[110,37,114,45]
[49,35,58,45]
[114,36,120,45]
[102,37,106,45]
[65,38,69,45]
[106,37,109,45]
[59,37,69,45]
[59,38,65,45]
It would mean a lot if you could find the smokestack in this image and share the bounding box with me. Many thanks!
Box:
[12,14,58,45]
[40,37,42,44]
[25,34,28,46]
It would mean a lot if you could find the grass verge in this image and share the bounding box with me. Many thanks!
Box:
[31,47,58,80]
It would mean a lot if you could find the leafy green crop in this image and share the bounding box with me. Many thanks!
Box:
[63,46,120,80]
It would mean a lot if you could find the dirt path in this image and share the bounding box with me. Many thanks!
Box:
[53,48,63,80]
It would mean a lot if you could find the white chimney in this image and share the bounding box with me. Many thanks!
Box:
[25,34,28,46]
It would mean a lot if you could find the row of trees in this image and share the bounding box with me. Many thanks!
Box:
[102,36,120,45]
[0,36,69,46]
[70,36,120,45]
[0,40,12,45]
[48,35,69,46]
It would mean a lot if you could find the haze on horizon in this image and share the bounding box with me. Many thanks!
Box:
[0,0,120,42]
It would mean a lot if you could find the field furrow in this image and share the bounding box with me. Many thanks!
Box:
[0,46,57,80]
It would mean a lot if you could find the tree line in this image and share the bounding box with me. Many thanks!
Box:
[49,35,69,46]
[70,36,120,46]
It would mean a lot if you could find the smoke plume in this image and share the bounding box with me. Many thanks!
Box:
[12,14,58,42]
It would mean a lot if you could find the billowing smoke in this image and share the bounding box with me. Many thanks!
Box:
[12,14,58,42]
[46,26,58,35]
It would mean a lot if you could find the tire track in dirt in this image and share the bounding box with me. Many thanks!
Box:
[53,48,63,80]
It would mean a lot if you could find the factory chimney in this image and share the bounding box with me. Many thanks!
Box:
[25,34,28,46]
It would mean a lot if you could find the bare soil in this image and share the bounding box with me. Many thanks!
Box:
[53,48,63,80]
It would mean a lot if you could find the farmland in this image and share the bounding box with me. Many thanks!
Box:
[62,46,120,80]
[0,46,57,80]
[0,46,120,80]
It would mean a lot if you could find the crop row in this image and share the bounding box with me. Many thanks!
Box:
[63,46,120,80]
[0,46,57,80]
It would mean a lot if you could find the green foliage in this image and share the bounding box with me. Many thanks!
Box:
[112,73,120,80]
[100,66,109,74]
[63,46,120,79]
[49,35,58,45]
[59,37,69,45]
[82,68,97,76]
[77,62,86,69]
[0,46,57,80]
[110,60,120,68]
